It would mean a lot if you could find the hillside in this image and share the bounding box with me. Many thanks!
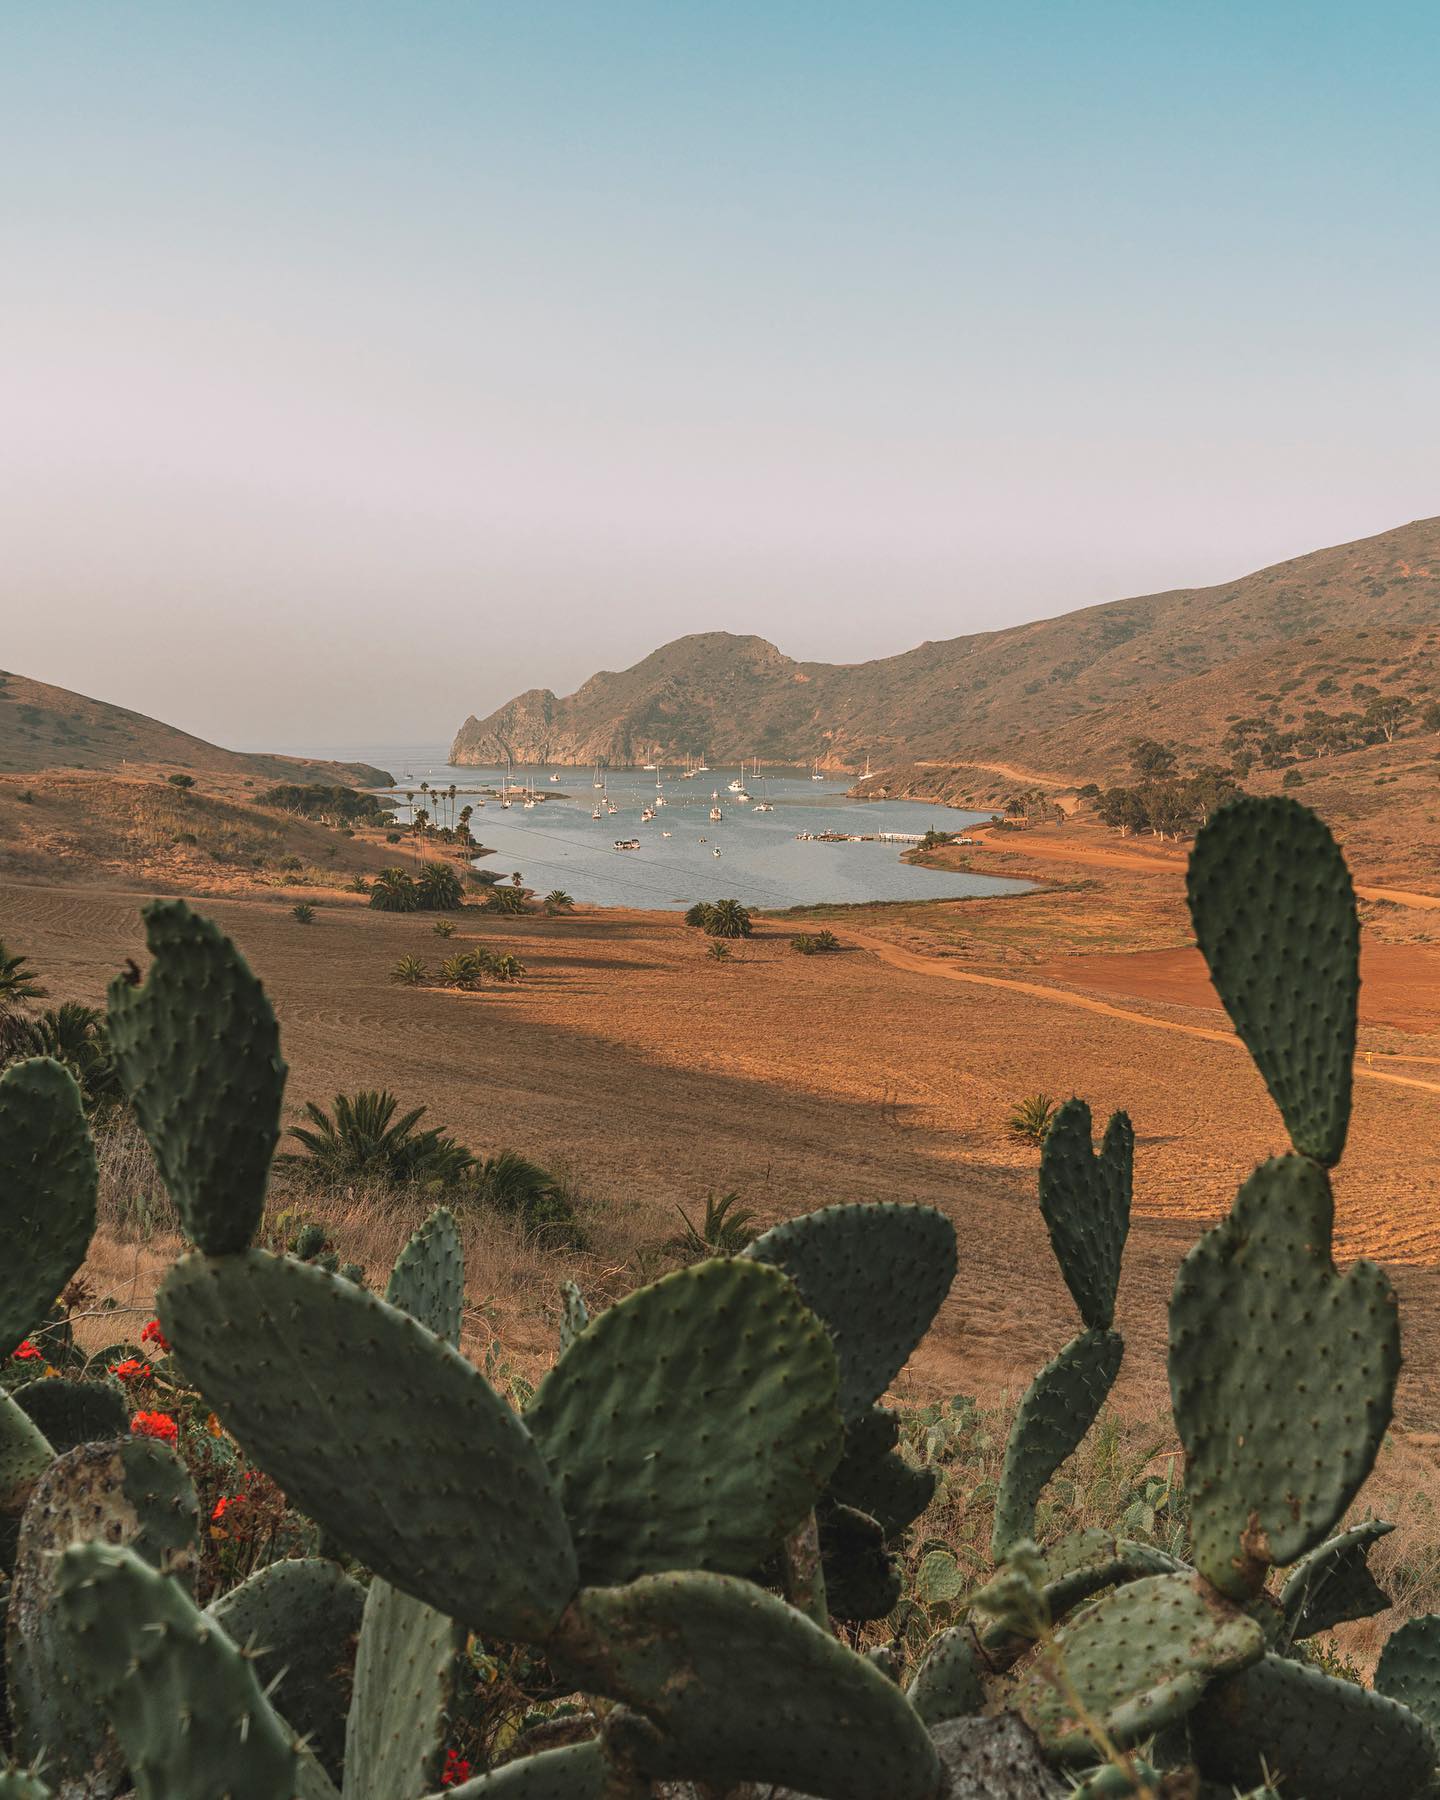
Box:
[0,670,392,787]
[451,516,1440,781]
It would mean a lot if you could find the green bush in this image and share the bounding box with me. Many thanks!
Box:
[1007,1092,1057,1143]
[281,1090,474,1184]
[291,903,316,925]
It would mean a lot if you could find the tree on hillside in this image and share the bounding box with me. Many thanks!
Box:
[1127,738,1178,779]
[1362,694,1413,743]
[705,899,753,939]
[369,868,420,913]
[416,861,464,910]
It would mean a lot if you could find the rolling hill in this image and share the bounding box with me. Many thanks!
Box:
[0,671,391,787]
[450,516,1440,785]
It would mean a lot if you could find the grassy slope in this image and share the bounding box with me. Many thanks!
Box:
[452,516,1440,777]
[0,669,392,786]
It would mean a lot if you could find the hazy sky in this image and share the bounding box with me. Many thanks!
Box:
[4,3,1438,750]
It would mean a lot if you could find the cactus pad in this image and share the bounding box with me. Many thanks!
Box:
[346,1578,465,1800]
[1187,797,1358,1164]
[526,1258,841,1584]
[816,1501,900,1620]
[906,1621,987,1725]
[54,1542,337,1800]
[1170,1156,1399,1597]
[1038,1099,1132,1330]
[0,1057,97,1359]
[1193,1650,1436,1799]
[744,1201,956,1421]
[385,1205,464,1347]
[209,1556,365,1783]
[0,1394,52,1568]
[0,1775,52,1800]
[1010,1572,1264,1761]
[107,901,286,1253]
[553,1570,941,1800]
[8,1437,199,1790]
[991,1327,1124,1561]
[1376,1614,1440,1736]
[558,1279,589,1353]
[1279,1518,1394,1642]
[160,1248,578,1638]
[829,1405,936,1536]
[437,1741,609,1798]
[12,1377,127,1454]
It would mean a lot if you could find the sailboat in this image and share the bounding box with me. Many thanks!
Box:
[500,766,512,810]
[593,766,604,789]
[811,758,825,781]
[709,791,723,823]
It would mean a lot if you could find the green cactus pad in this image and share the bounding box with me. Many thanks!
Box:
[8,1437,199,1790]
[926,1715,1066,1799]
[438,1741,609,1798]
[558,1280,589,1353]
[1279,1518,1394,1642]
[906,1621,987,1726]
[107,901,287,1254]
[744,1201,957,1421]
[12,1376,127,1453]
[209,1556,365,1783]
[1187,797,1358,1164]
[1012,1572,1264,1761]
[552,1570,941,1800]
[526,1258,841,1585]
[1194,1650,1436,1799]
[346,1578,466,1800]
[829,1406,936,1537]
[1170,1156,1399,1597]
[159,1248,578,1638]
[991,1327,1124,1561]
[980,1529,1185,1668]
[816,1502,900,1620]
[54,1542,337,1800]
[1376,1614,1440,1736]
[0,1774,53,1800]
[0,1393,52,1569]
[0,1057,97,1359]
[385,1205,465,1347]
[1038,1099,1132,1331]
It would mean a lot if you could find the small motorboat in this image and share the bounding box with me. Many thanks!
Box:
[614,838,640,851]
[712,847,722,857]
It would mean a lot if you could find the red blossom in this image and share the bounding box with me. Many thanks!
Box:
[140,1320,170,1353]
[109,1358,152,1384]
[441,1750,472,1788]
[130,1411,178,1444]
[12,1340,43,1361]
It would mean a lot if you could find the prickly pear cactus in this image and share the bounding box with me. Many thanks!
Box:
[428,1739,610,1797]
[346,1578,466,1800]
[1278,1518,1394,1642]
[1187,796,1358,1164]
[53,1542,337,1800]
[744,1202,957,1421]
[0,1056,97,1359]
[905,1621,987,1726]
[827,1405,936,1538]
[208,1556,365,1784]
[1376,1614,1440,1736]
[1169,1155,1399,1596]
[108,900,287,1253]
[992,1328,1123,1561]
[526,1257,842,1585]
[11,1377,127,1455]
[1010,1573,1264,1762]
[159,1248,579,1639]
[1037,1099,1131,1332]
[558,1279,589,1353]
[386,1205,465,1347]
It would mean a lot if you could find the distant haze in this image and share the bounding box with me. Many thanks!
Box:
[3,4,1438,748]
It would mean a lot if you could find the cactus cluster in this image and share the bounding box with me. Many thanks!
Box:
[0,803,1435,1796]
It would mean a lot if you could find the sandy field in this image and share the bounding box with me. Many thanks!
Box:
[7,835,1440,1431]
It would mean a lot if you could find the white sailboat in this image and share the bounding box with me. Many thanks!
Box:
[811,758,825,781]
[709,791,723,823]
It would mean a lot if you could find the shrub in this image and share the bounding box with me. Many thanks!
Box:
[791,929,840,956]
[433,918,456,938]
[369,868,420,913]
[470,1149,582,1244]
[684,902,716,930]
[291,903,316,924]
[488,953,525,982]
[385,831,402,843]
[166,773,195,789]
[389,955,428,987]
[440,953,484,991]
[1007,1092,1058,1143]
[0,1001,120,1111]
[416,861,464,911]
[666,1191,758,1260]
[485,885,527,916]
[347,875,370,894]
[704,898,752,939]
[707,941,731,961]
[279,854,303,872]
[282,1090,474,1184]
[544,890,575,914]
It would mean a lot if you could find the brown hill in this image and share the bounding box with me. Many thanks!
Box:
[451,517,1440,780]
[0,670,392,787]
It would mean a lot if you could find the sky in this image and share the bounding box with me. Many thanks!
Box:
[3,3,1438,750]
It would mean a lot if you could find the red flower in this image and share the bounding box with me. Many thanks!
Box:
[12,1340,43,1361]
[211,1494,235,1522]
[442,1750,472,1787]
[130,1411,178,1444]
[109,1358,151,1384]
[140,1320,170,1353]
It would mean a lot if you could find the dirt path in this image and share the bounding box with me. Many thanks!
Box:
[846,930,1440,1100]
[916,756,1074,788]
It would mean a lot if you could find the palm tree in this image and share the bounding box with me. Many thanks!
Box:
[0,939,46,1013]
[471,1149,581,1243]
[369,868,420,913]
[666,1191,758,1261]
[486,886,527,916]
[684,902,716,931]
[416,861,464,910]
[705,898,753,939]
[511,870,523,887]
[389,955,428,986]
[488,953,525,982]
[282,1090,474,1184]
[2,1002,120,1110]
[544,891,575,915]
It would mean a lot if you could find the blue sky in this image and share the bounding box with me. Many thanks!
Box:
[3,3,1437,745]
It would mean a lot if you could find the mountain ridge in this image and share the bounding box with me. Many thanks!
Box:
[450,516,1440,781]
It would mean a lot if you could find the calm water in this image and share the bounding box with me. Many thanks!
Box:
[306,746,1033,912]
